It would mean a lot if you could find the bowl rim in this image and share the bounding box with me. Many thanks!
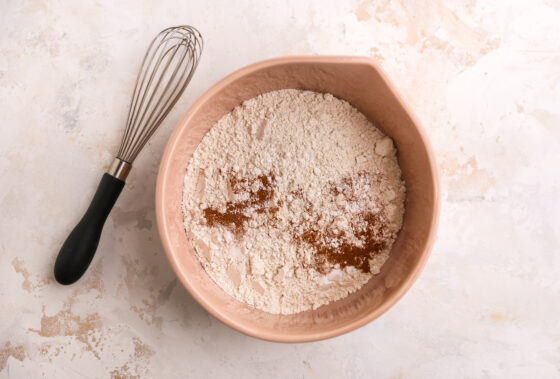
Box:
[155,55,441,342]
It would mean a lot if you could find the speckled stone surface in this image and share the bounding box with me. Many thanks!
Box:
[1,0,559,377]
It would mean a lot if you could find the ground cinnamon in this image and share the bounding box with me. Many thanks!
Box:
[300,211,388,273]
[294,173,391,273]
[203,173,276,235]
[205,171,390,274]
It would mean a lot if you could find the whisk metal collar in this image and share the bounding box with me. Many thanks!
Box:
[108,158,132,181]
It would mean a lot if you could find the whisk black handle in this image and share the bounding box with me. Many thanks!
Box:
[54,173,124,284]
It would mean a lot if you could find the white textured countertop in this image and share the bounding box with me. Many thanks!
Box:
[1,1,559,377]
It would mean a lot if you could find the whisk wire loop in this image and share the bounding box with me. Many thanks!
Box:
[118,26,202,163]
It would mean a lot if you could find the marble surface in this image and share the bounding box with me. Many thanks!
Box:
[1,0,559,377]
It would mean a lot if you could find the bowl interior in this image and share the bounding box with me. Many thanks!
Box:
[156,57,439,342]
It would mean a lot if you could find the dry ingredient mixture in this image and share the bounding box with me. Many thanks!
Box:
[182,89,406,314]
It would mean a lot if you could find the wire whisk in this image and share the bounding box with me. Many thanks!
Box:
[54,26,203,284]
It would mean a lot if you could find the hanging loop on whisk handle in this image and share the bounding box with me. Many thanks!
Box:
[54,173,125,284]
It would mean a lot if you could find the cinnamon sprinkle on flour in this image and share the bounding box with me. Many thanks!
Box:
[183,89,406,314]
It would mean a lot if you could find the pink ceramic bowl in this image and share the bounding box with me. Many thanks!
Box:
[156,56,440,342]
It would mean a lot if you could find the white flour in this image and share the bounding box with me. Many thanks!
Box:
[182,89,405,314]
